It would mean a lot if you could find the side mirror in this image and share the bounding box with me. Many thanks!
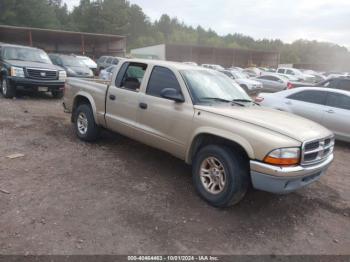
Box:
[161,88,185,103]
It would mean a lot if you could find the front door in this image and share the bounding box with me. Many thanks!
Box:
[136,66,195,158]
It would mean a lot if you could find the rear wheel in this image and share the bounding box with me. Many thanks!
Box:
[74,104,100,141]
[192,145,249,207]
[1,77,16,98]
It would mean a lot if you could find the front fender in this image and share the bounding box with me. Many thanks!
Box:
[185,126,255,164]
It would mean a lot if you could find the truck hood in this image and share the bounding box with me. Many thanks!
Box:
[195,104,332,142]
[4,59,63,71]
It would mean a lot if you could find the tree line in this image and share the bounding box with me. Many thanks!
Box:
[0,0,349,66]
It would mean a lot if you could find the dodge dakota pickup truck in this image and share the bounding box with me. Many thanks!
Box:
[63,59,334,207]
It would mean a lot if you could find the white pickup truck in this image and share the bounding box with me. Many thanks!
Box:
[63,59,334,207]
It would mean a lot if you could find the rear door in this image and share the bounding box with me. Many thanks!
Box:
[285,90,328,124]
[105,62,148,138]
[136,66,195,158]
[322,91,350,140]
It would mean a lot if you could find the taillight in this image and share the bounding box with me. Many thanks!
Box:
[287,82,294,89]
[255,96,264,103]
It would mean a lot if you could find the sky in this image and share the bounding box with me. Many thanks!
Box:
[63,0,350,48]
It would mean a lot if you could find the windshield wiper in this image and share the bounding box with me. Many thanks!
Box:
[232,99,260,106]
[200,97,246,107]
[200,97,231,103]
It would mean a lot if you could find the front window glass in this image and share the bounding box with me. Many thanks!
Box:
[3,46,52,64]
[181,69,251,104]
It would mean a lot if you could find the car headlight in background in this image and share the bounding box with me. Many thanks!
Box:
[59,70,67,81]
[10,66,25,77]
[264,147,300,166]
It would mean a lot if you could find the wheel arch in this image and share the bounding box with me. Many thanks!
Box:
[71,92,98,124]
[185,129,255,164]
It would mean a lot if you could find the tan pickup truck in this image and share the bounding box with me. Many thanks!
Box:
[63,59,334,207]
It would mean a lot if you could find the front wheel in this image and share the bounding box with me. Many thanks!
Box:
[74,104,100,141]
[1,78,16,98]
[192,145,249,207]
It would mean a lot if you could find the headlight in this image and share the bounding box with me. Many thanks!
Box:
[264,147,300,166]
[10,66,25,77]
[59,71,67,81]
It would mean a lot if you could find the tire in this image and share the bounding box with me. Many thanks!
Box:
[74,104,100,141]
[1,77,16,98]
[192,145,249,208]
[52,90,64,99]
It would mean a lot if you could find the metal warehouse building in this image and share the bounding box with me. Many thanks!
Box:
[0,25,127,58]
[131,44,280,68]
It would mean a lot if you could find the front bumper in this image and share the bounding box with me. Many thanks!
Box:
[8,77,65,90]
[250,154,333,194]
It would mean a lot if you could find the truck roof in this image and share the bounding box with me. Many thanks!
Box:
[124,58,205,71]
[0,42,43,51]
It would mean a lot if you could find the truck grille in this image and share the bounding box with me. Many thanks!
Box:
[26,68,58,80]
[301,136,334,165]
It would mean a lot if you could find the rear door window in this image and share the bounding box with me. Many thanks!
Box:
[326,92,350,110]
[288,90,327,105]
[106,57,113,64]
[115,62,147,92]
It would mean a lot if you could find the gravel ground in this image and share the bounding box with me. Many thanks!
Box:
[0,93,349,255]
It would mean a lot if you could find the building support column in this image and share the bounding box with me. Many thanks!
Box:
[28,31,33,46]
[81,34,85,55]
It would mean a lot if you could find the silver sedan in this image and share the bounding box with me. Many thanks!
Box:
[256,87,350,142]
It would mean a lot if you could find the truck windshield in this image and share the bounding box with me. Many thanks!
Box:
[3,46,52,64]
[181,69,251,104]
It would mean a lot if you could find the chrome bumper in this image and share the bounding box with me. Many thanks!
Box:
[249,154,333,194]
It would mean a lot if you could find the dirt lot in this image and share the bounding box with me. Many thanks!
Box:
[0,93,349,255]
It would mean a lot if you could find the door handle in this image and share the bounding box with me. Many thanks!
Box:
[326,109,334,114]
[109,94,116,100]
[139,102,148,110]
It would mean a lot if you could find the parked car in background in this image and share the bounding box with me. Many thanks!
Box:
[242,67,262,78]
[219,69,263,94]
[182,62,198,66]
[99,65,117,81]
[63,59,334,207]
[256,87,350,142]
[201,64,225,70]
[253,74,305,92]
[277,67,315,83]
[0,43,66,98]
[228,66,243,71]
[96,56,120,72]
[316,77,350,91]
[301,69,326,83]
[253,74,289,92]
[49,54,94,78]
[75,55,98,75]
[259,67,276,73]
